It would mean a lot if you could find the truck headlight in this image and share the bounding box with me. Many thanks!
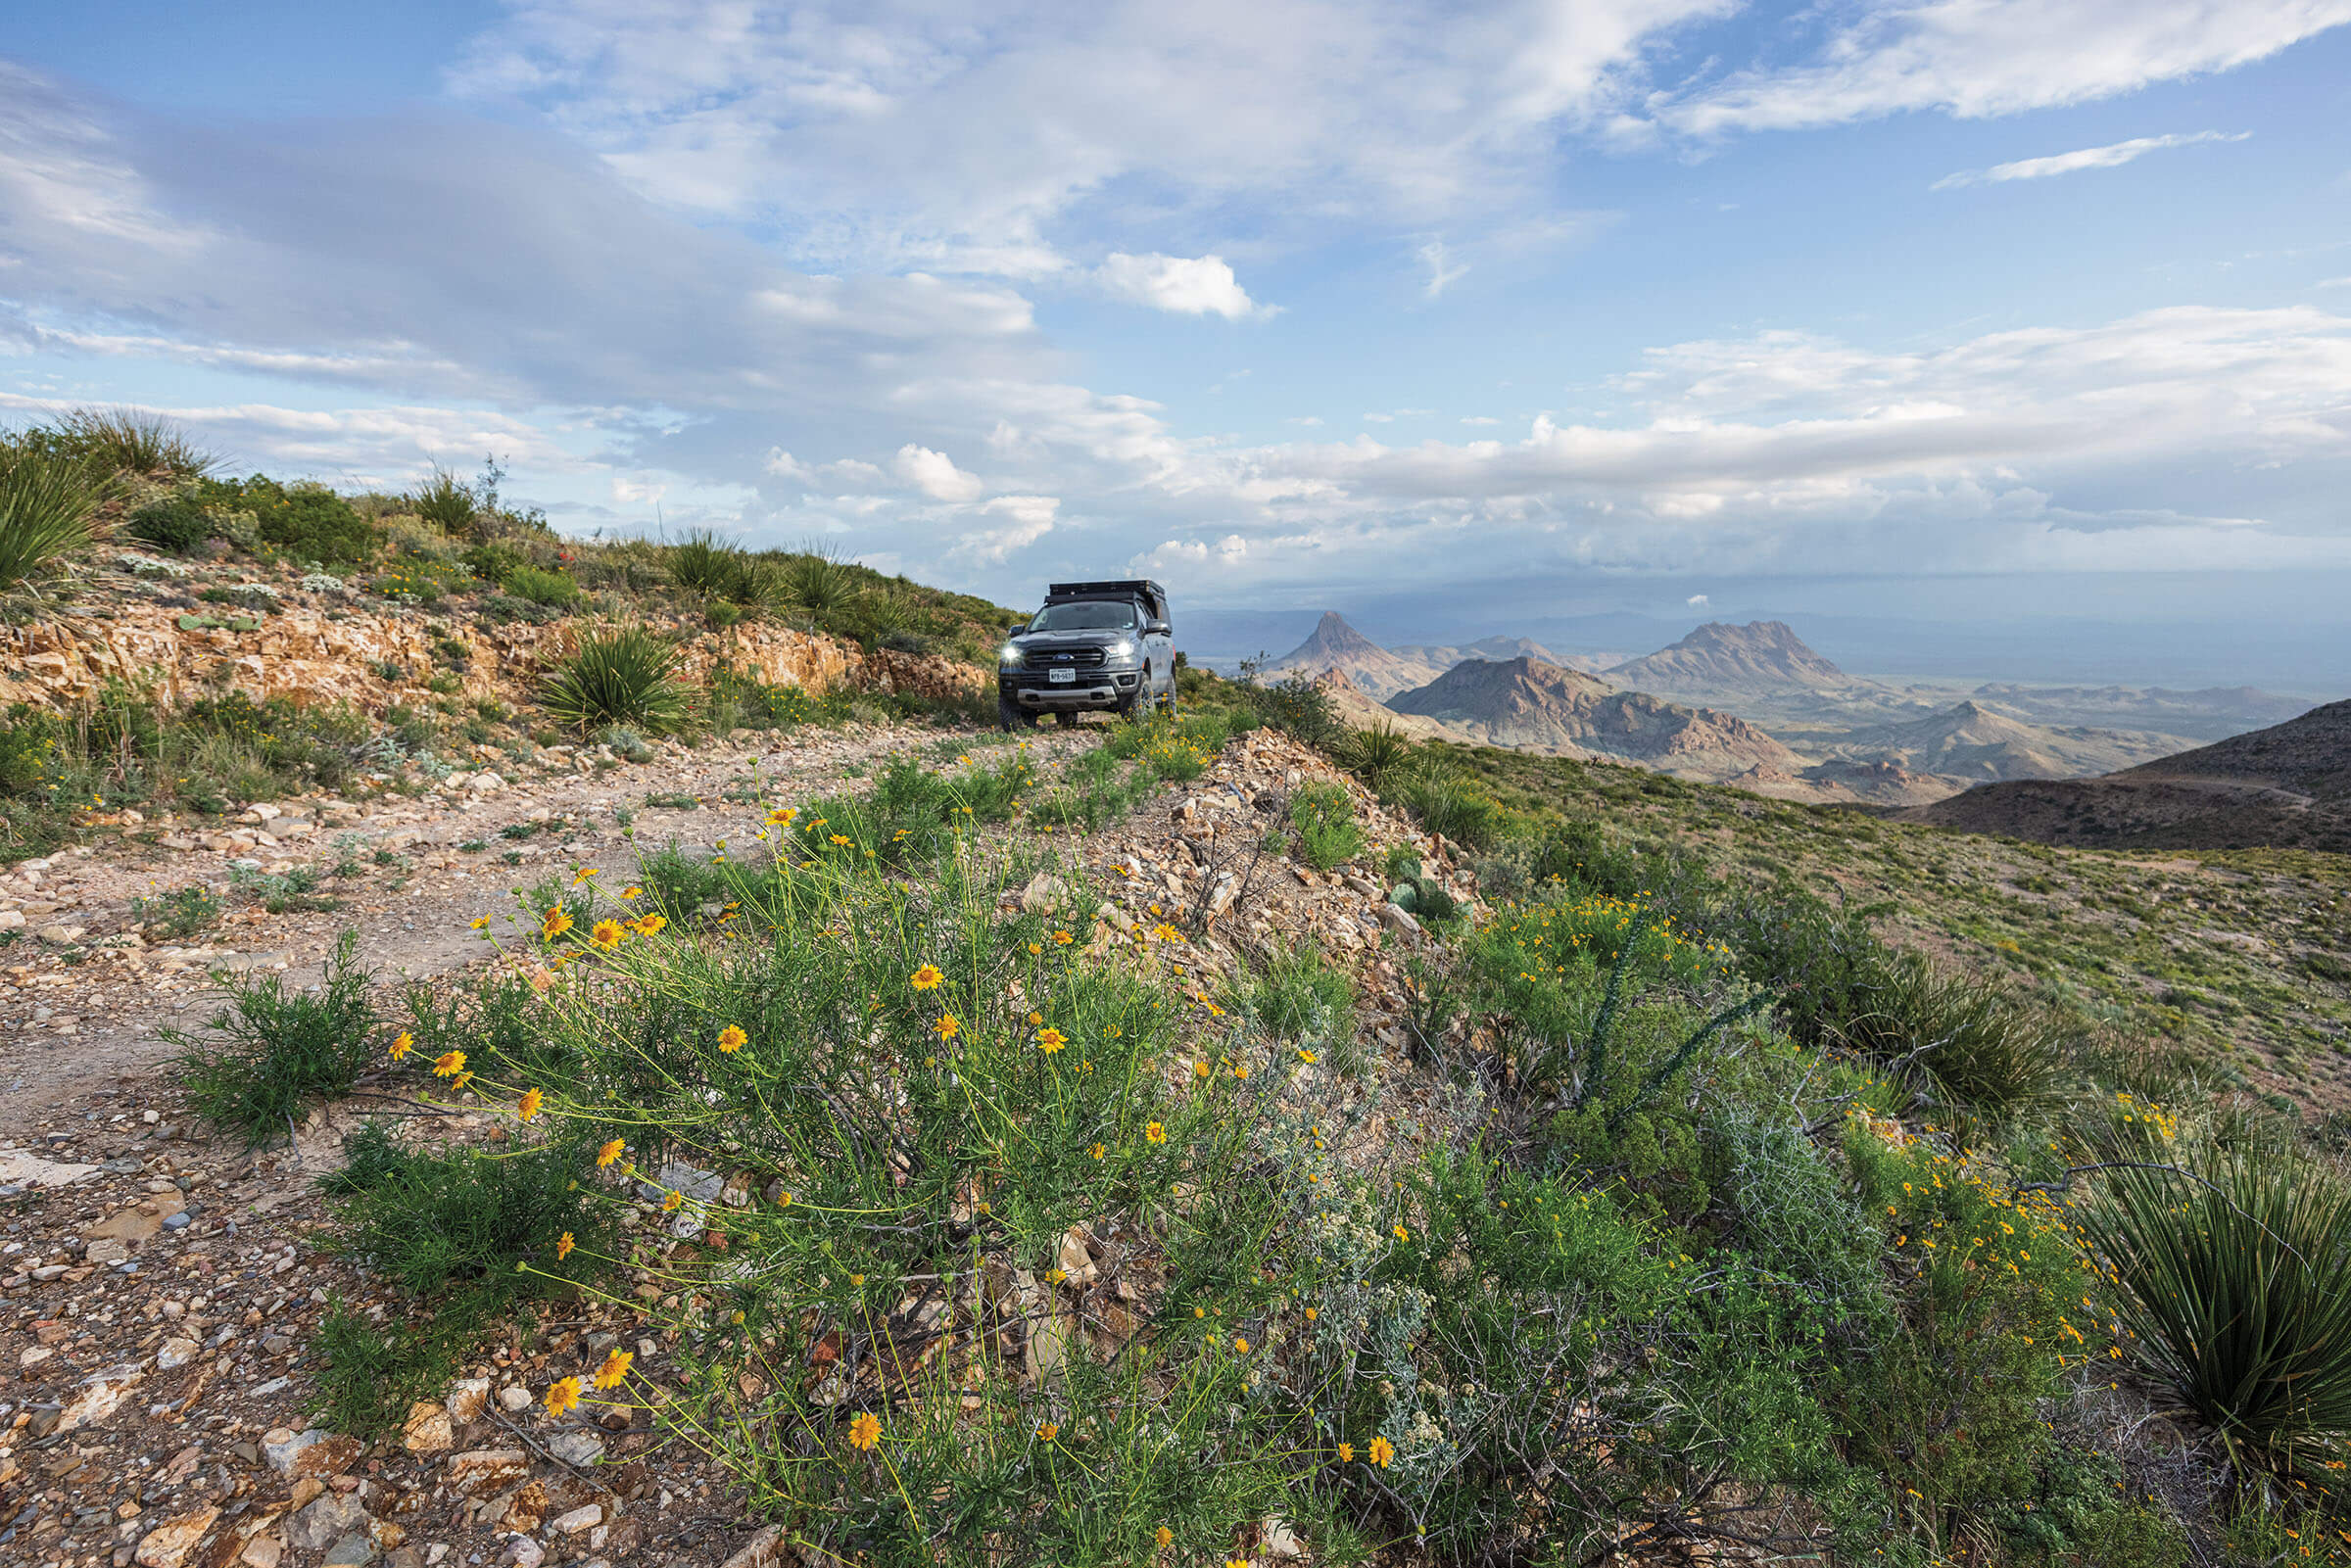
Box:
[999,642,1026,668]
[1105,638,1137,663]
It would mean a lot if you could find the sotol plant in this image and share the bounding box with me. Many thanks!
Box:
[0,440,112,594]
[541,624,690,733]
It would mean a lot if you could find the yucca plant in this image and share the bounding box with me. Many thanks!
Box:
[53,405,216,479]
[0,442,111,594]
[2080,1151,2351,1483]
[1843,952,2073,1122]
[410,465,476,533]
[540,625,690,733]
[1346,718,1414,791]
[784,542,859,612]
[666,530,744,596]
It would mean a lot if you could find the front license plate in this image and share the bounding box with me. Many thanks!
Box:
[1048,668,1077,684]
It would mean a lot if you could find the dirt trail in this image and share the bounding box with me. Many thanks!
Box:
[0,721,1095,1117]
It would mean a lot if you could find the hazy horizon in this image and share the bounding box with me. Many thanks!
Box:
[5,2,2348,692]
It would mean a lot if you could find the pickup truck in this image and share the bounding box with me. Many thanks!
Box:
[995,579,1176,729]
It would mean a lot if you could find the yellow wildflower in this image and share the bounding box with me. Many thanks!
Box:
[1036,1026,1068,1054]
[935,1014,960,1040]
[910,964,943,990]
[1145,1121,1167,1144]
[661,1190,683,1212]
[1037,1421,1059,1442]
[718,1024,747,1054]
[517,1087,544,1122]
[589,919,624,950]
[597,1138,625,1168]
[432,1049,466,1077]
[542,907,573,941]
[593,1348,634,1390]
[555,1231,575,1259]
[847,1411,881,1450]
[389,1030,413,1062]
[1368,1435,1395,1468]
[545,1376,582,1417]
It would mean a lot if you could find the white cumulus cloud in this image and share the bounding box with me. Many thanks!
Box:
[1094,253,1271,319]
[892,444,985,502]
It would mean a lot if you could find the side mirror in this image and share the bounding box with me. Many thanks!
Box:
[1006,621,1027,635]
[1146,619,1171,637]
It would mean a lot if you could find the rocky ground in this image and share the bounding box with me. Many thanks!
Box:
[1,718,1467,1568]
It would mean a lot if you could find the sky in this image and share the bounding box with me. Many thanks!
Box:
[3,1,2348,689]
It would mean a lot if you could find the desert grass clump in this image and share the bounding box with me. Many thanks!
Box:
[667,529,745,596]
[1391,754,1506,849]
[170,928,376,1146]
[2081,1149,2351,1484]
[410,464,476,533]
[541,624,690,733]
[0,441,111,594]
[52,405,216,479]
[1289,781,1367,871]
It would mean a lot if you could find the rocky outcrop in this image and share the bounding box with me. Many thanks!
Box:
[0,603,979,716]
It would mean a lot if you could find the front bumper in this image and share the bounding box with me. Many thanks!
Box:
[999,669,1144,710]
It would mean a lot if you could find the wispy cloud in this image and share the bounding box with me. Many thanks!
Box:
[1935,130,2250,190]
[1657,2,2349,137]
[1417,238,1469,299]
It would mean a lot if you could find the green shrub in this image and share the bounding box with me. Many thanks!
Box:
[541,624,690,733]
[400,967,577,1084]
[170,929,376,1146]
[2082,1149,2351,1483]
[50,406,216,479]
[125,494,213,553]
[198,475,377,563]
[321,1119,606,1301]
[634,838,727,924]
[1288,782,1367,871]
[1232,940,1356,1043]
[0,442,110,592]
[311,1293,475,1439]
[134,884,222,939]
[459,540,527,585]
[504,564,581,608]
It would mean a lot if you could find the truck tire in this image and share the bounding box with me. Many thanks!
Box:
[998,694,1035,732]
[1055,712,1080,730]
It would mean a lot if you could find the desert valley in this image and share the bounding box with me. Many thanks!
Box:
[1258,610,2336,836]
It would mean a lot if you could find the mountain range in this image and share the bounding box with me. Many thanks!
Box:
[1265,612,2316,808]
[1900,698,2351,853]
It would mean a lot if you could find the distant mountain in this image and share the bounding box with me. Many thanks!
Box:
[1969,684,2314,743]
[1265,612,1446,700]
[1901,697,2351,853]
[1396,635,1560,668]
[1607,621,1853,698]
[1821,700,2189,783]
[1386,656,1802,781]
[1269,614,1598,698]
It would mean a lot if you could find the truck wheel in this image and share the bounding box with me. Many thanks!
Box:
[1157,682,1178,717]
[998,695,1035,732]
[1055,712,1080,730]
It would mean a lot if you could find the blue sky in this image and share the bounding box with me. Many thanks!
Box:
[4,1,2348,687]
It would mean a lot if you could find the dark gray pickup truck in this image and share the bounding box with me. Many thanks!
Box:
[995,579,1176,730]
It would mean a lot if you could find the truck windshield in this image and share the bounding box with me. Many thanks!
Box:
[1027,601,1138,632]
